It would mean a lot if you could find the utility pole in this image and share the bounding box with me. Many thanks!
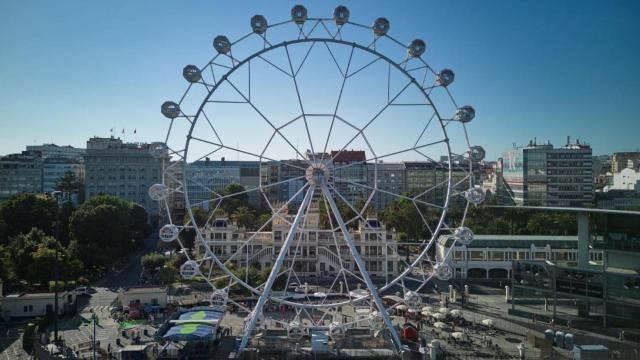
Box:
[92,312,97,360]
[53,221,59,343]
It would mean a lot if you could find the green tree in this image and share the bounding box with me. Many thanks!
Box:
[55,171,84,203]
[231,206,256,229]
[56,202,75,246]
[256,213,272,231]
[179,207,209,249]
[0,194,57,244]
[7,228,44,283]
[5,228,69,287]
[157,262,178,285]
[130,204,150,247]
[220,183,249,215]
[29,240,59,286]
[141,252,167,279]
[69,195,139,272]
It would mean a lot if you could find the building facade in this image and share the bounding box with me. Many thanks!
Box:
[1,292,76,320]
[84,137,165,218]
[367,162,406,210]
[26,143,85,161]
[42,157,85,194]
[0,152,43,201]
[184,159,261,211]
[164,161,185,223]
[611,152,640,173]
[437,234,604,279]
[502,139,594,206]
[197,201,401,280]
[331,150,369,207]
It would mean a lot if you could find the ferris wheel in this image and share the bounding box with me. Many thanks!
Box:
[150,4,485,354]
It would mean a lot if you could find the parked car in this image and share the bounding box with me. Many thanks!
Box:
[73,286,90,296]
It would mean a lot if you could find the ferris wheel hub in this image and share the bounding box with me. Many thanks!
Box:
[305,163,329,185]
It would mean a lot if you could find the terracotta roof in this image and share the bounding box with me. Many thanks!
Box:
[331,150,366,163]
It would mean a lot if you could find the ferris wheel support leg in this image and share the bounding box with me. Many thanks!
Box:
[320,183,404,353]
[237,184,316,354]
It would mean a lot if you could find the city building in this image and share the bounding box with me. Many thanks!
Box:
[164,161,185,223]
[367,162,406,210]
[480,161,501,196]
[0,152,43,201]
[276,159,307,209]
[42,157,85,194]
[331,150,369,207]
[184,158,261,211]
[197,200,401,280]
[84,137,166,219]
[437,234,603,279]
[596,190,640,210]
[608,164,640,192]
[502,138,594,206]
[1,292,76,320]
[611,152,640,173]
[26,143,85,161]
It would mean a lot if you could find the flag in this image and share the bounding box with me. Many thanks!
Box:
[134,129,137,134]
[122,129,125,134]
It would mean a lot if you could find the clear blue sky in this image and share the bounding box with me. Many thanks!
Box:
[1,0,639,160]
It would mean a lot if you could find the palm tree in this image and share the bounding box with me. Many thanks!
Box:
[231,206,256,230]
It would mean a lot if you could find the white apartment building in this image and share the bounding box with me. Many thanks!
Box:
[196,201,401,280]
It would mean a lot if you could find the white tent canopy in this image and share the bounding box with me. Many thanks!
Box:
[481,319,494,327]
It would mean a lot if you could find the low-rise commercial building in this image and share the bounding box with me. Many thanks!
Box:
[1,292,76,320]
[118,287,168,310]
[437,234,603,279]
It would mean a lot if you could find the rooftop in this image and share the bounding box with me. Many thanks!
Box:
[122,287,167,294]
[4,292,69,299]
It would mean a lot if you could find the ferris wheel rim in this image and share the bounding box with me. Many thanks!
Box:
[177,36,456,305]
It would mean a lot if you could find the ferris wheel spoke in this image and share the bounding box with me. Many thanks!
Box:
[188,136,307,172]
[239,184,316,353]
[320,182,402,349]
[284,45,317,157]
[224,77,308,161]
[328,184,398,286]
[329,80,413,164]
[320,45,355,163]
[256,54,293,77]
[293,41,317,77]
[330,138,446,173]
[412,200,434,238]
[280,197,316,302]
[223,183,310,265]
[332,176,445,210]
[413,112,438,148]
[321,194,355,298]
